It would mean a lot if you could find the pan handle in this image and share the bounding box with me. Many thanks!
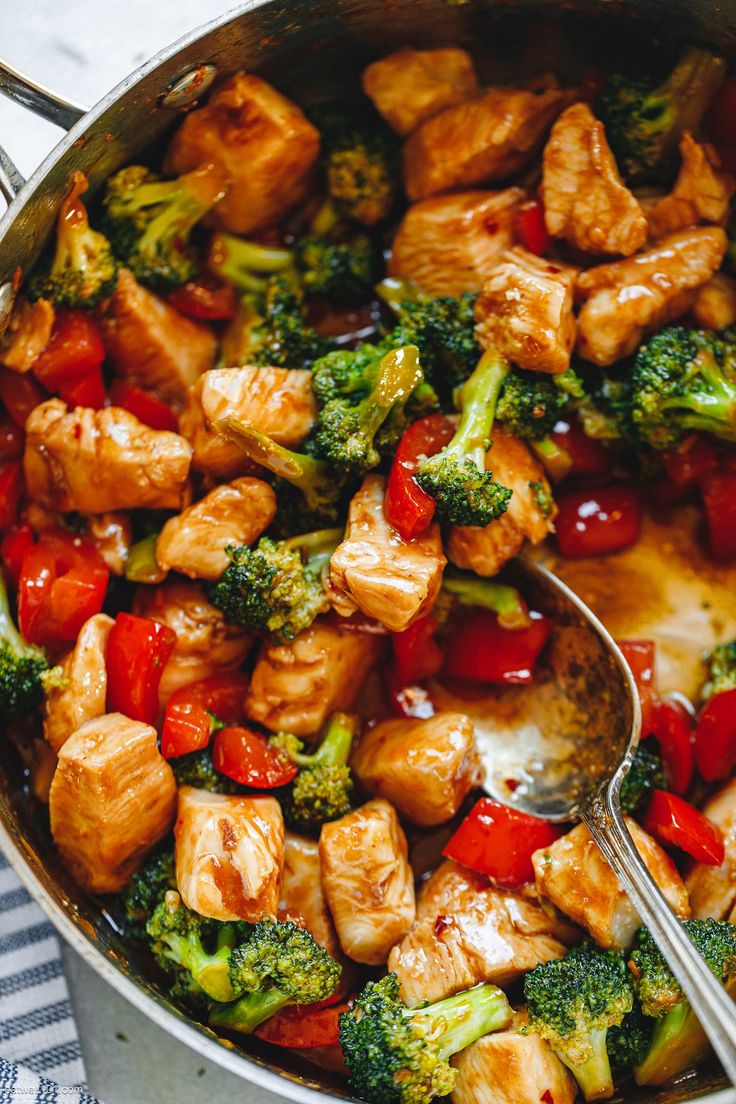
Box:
[0,58,87,131]
[0,143,24,203]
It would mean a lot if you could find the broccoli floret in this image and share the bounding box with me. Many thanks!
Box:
[575,372,633,442]
[122,850,176,936]
[607,1006,653,1073]
[270,712,357,832]
[29,171,117,308]
[439,569,530,629]
[382,287,481,394]
[207,232,294,293]
[702,639,736,700]
[0,572,55,725]
[102,163,225,291]
[170,748,240,794]
[340,973,512,1104]
[317,109,398,226]
[208,528,341,642]
[496,368,582,441]
[630,920,736,1085]
[415,348,513,527]
[619,745,668,814]
[597,48,726,184]
[294,232,381,305]
[311,340,395,405]
[523,942,634,1101]
[146,891,239,1002]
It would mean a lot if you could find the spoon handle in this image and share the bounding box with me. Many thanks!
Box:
[582,794,736,1087]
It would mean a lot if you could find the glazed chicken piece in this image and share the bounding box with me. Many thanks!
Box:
[319,799,416,965]
[0,297,54,372]
[100,268,216,405]
[245,619,383,737]
[388,189,525,297]
[24,399,192,514]
[164,73,320,236]
[351,712,483,826]
[403,86,570,202]
[179,366,316,479]
[686,779,736,920]
[49,713,177,894]
[328,475,446,633]
[576,226,727,366]
[43,613,113,755]
[451,1008,578,1104]
[541,102,648,256]
[447,427,555,576]
[155,477,276,581]
[474,248,578,374]
[86,512,132,576]
[646,132,734,239]
[693,273,736,330]
[533,821,690,950]
[280,832,342,960]
[175,787,284,922]
[362,47,478,136]
[388,859,577,1006]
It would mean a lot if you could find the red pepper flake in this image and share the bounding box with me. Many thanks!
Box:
[541,1091,554,1104]
[505,778,520,792]
[484,218,499,235]
[434,915,453,937]
[546,266,561,274]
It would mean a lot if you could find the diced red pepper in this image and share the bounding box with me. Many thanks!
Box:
[109,380,178,433]
[384,675,436,719]
[253,1002,350,1049]
[702,467,736,560]
[617,640,657,737]
[443,797,560,888]
[653,695,695,794]
[695,687,736,783]
[0,368,46,427]
[212,725,298,789]
[0,461,23,532]
[643,790,725,865]
[660,434,718,492]
[106,612,177,725]
[515,199,551,256]
[18,529,109,648]
[1,523,34,586]
[385,414,455,541]
[391,615,443,685]
[167,279,238,321]
[444,608,551,685]
[32,309,106,410]
[0,418,24,462]
[548,417,611,478]
[556,483,641,559]
[161,672,246,759]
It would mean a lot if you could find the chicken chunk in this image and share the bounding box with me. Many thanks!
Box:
[646,132,734,239]
[86,512,132,576]
[541,102,648,256]
[388,189,524,297]
[474,248,578,374]
[179,366,316,479]
[156,477,276,580]
[245,619,383,736]
[164,73,320,236]
[49,713,177,894]
[329,475,446,633]
[43,613,113,755]
[693,273,736,330]
[576,226,727,367]
[388,859,577,1006]
[533,820,690,950]
[280,832,341,959]
[175,787,284,922]
[447,427,555,576]
[24,399,192,514]
[100,269,216,405]
[686,780,736,921]
[319,799,415,965]
[0,297,54,372]
[451,1009,577,1104]
[362,47,478,137]
[351,712,483,826]
[403,86,570,202]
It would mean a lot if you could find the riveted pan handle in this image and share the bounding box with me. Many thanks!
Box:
[0,58,87,131]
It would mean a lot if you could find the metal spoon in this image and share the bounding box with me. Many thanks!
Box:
[482,556,736,1085]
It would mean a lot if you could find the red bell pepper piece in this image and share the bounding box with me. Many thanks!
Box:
[0,418,24,462]
[167,279,238,321]
[0,368,46,428]
[161,672,246,759]
[515,199,551,256]
[253,1002,351,1049]
[617,640,657,737]
[444,608,551,685]
[443,797,560,888]
[385,414,455,540]
[0,461,23,532]
[109,380,178,433]
[695,687,736,783]
[18,529,109,648]
[660,434,718,491]
[106,613,177,725]
[701,467,736,560]
[547,417,611,478]
[1,523,34,587]
[212,725,298,788]
[391,615,443,685]
[653,695,695,794]
[643,790,725,865]
[32,309,106,410]
[556,483,641,559]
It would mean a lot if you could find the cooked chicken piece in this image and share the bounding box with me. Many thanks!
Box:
[576,226,727,367]
[388,189,524,297]
[541,102,648,256]
[179,366,316,479]
[24,399,192,514]
[280,832,341,959]
[686,780,736,920]
[474,248,578,374]
[164,73,320,236]
[156,477,276,580]
[403,86,570,202]
[351,712,483,826]
[49,713,177,894]
[646,132,734,239]
[320,799,415,965]
[389,860,576,1006]
[693,273,736,330]
[86,512,132,576]
[175,787,284,922]
[245,619,383,737]
[43,613,114,755]
[100,269,216,405]
[533,820,690,950]
[329,475,446,633]
[0,297,54,372]
[362,48,478,137]
[451,1009,578,1104]
[447,427,555,576]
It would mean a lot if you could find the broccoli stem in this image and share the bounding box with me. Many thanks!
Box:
[375,276,425,313]
[289,712,357,768]
[217,417,335,512]
[555,1028,614,1102]
[0,574,34,657]
[531,436,573,482]
[633,1002,707,1087]
[357,345,423,438]
[414,984,513,1059]
[125,533,165,584]
[310,198,341,236]
[282,528,344,575]
[209,987,291,1034]
[442,571,530,630]
[210,232,294,290]
[165,924,238,1003]
[448,349,510,470]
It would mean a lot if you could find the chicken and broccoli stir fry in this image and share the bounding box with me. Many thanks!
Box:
[3,38,736,1104]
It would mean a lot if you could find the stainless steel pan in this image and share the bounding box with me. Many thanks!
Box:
[1,3,736,1100]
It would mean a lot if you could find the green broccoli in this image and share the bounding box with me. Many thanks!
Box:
[523,942,635,1101]
[630,920,736,1085]
[146,891,239,1003]
[529,480,555,519]
[619,745,668,814]
[224,274,336,369]
[597,48,726,184]
[170,748,240,794]
[574,372,632,443]
[270,712,357,832]
[29,171,117,308]
[439,569,530,629]
[122,849,176,936]
[294,232,381,305]
[207,232,294,293]
[702,639,736,700]
[102,163,226,291]
[339,973,513,1104]
[496,368,582,441]
[0,572,58,725]
[317,108,398,226]
[414,348,513,527]
[607,1006,652,1074]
